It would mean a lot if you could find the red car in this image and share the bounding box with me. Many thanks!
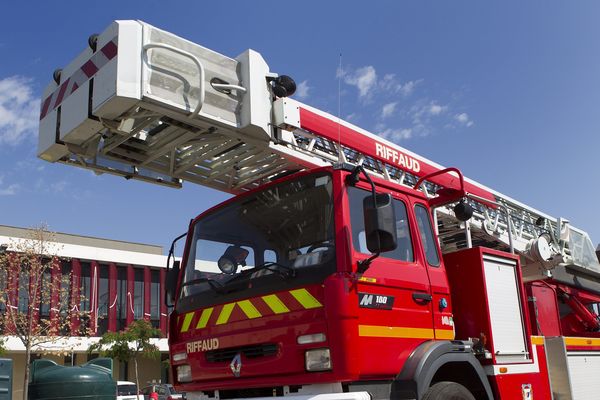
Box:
[141,384,185,400]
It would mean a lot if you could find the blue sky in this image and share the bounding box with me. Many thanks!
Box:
[0,1,599,251]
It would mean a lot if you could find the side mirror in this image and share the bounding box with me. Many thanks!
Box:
[165,260,180,307]
[364,193,398,254]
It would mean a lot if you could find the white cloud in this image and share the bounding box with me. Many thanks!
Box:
[0,175,19,196]
[398,100,450,137]
[428,103,447,115]
[0,76,40,146]
[33,177,69,195]
[455,112,474,127]
[380,128,412,142]
[296,80,310,100]
[399,80,422,97]
[379,74,422,97]
[380,74,401,93]
[341,66,377,99]
[51,180,68,193]
[381,102,397,119]
[0,183,20,196]
[340,67,422,103]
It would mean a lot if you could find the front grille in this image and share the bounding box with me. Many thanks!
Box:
[205,343,278,363]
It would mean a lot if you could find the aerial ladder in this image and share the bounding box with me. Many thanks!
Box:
[38,20,600,294]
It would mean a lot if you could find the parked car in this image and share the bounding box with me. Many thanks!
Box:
[117,381,143,400]
[141,384,185,400]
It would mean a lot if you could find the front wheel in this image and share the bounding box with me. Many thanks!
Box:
[422,382,476,400]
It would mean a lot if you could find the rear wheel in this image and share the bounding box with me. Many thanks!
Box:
[422,382,476,400]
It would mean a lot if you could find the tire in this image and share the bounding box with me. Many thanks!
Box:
[422,381,476,400]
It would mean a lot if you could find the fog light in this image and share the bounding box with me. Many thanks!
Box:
[177,364,192,382]
[305,348,332,371]
[298,333,326,345]
[172,352,187,362]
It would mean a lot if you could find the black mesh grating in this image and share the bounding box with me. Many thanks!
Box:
[205,343,278,363]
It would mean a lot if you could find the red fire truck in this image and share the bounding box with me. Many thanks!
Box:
[39,20,600,400]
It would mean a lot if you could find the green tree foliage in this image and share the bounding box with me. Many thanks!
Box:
[89,319,162,391]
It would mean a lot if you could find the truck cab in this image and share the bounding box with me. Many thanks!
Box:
[167,166,484,399]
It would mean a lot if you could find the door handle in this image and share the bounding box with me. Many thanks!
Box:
[412,292,433,303]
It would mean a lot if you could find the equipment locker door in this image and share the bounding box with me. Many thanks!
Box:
[347,185,434,376]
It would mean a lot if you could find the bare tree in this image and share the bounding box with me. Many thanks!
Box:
[0,225,91,400]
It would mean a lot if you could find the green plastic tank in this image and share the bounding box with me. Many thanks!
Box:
[28,358,116,400]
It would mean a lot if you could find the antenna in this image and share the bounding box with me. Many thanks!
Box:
[337,53,343,163]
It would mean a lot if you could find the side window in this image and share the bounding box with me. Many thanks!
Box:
[264,249,277,263]
[415,205,440,267]
[348,186,413,262]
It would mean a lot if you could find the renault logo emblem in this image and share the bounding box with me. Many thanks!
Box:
[230,353,242,377]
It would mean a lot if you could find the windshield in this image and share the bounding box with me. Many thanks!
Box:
[177,172,335,311]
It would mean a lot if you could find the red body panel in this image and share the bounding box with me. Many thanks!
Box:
[526,283,561,337]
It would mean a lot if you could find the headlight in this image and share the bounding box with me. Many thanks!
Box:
[177,364,192,382]
[305,348,332,371]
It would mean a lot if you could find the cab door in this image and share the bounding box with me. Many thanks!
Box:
[413,202,455,341]
[346,185,435,377]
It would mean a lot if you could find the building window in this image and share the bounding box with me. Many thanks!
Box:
[60,261,72,335]
[79,262,91,334]
[119,361,129,381]
[39,269,51,319]
[97,265,109,335]
[117,267,127,331]
[161,353,170,383]
[80,262,91,312]
[60,261,72,314]
[134,268,144,320]
[63,354,73,366]
[18,268,29,313]
[150,270,160,328]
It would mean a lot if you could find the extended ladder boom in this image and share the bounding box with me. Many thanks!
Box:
[38,20,599,286]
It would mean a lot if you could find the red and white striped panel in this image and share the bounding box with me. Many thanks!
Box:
[39,37,118,120]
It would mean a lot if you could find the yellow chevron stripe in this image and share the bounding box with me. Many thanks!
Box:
[262,294,290,314]
[290,289,322,309]
[196,307,214,329]
[180,312,194,333]
[216,303,235,325]
[237,300,262,319]
[434,329,455,340]
[359,324,434,339]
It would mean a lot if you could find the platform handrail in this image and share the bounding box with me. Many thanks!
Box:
[143,42,206,117]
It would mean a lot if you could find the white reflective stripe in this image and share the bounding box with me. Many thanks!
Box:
[484,344,540,375]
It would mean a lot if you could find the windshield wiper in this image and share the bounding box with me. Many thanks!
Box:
[180,277,225,293]
[228,262,296,283]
